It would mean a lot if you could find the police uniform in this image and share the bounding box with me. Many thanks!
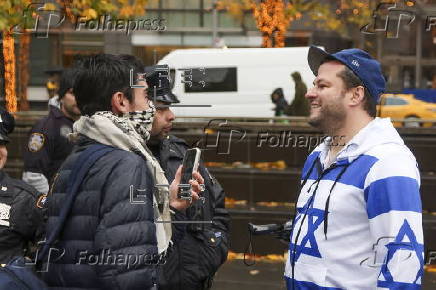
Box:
[23,105,74,193]
[149,136,230,290]
[145,67,230,290]
[0,109,45,264]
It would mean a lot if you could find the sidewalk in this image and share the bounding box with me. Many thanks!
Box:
[212,260,436,290]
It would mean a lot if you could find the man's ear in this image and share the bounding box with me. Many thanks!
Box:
[111,92,130,114]
[349,86,365,107]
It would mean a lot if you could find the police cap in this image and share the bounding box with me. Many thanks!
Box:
[58,67,80,99]
[145,65,180,104]
[0,109,15,143]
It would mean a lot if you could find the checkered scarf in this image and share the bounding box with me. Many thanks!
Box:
[122,106,155,141]
[72,108,172,254]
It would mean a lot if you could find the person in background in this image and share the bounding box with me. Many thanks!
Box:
[45,68,63,109]
[143,65,230,290]
[271,88,288,117]
[285,71,309,116]
[0,109,45,264]
[22,67,81,194]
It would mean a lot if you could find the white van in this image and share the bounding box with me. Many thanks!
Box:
[157,47,316,117]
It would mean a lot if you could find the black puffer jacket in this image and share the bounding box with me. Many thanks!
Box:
[149,136,230,290]
[0,171,45,264]
[42,138,160,290]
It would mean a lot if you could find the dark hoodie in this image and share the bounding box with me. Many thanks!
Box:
[271,88,288,117]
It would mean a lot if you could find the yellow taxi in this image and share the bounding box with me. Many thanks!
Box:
[377,94,436,127]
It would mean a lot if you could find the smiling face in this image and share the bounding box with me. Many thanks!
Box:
[305,61,349,133]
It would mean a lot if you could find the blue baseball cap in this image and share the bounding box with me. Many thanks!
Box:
[308,46,386,103]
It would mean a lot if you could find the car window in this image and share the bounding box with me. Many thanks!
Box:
[184,67,237,93]
[170,69,175,90]
[385,97,409,105]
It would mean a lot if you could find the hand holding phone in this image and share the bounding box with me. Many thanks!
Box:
[180,148,201,184]
[178,148,204,202]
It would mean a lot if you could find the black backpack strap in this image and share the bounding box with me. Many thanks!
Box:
[39,144,116,260]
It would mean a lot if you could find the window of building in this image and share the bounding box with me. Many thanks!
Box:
[184,67,237,93]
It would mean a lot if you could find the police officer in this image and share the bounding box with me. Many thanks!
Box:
[0,109,45,264]
[23,67,81,193]
[44,67,63,106]
[146,66,230,290]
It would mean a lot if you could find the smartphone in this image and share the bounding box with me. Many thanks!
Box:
[178,148,201,200]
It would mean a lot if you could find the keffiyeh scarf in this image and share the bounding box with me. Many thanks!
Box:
[72,107,172,254]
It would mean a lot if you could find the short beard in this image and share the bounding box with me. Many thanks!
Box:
[150,127,167,141]
[147,135,161,146]
[62,104,81,120]
[151,131,166,141]
[308,95,346,135]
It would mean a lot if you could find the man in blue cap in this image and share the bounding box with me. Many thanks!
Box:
[0,109,45,264]
[285,46,423,289]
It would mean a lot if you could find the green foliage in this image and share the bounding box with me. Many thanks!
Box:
[0,0,33,31]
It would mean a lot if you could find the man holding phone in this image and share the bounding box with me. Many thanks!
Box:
[43,54,204,289]
[146,66,230,290]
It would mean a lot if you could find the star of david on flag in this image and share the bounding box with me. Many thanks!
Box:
[378,219,424,288]
[289,198,325,262]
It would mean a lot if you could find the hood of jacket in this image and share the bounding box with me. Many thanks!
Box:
[317,117,404,165]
